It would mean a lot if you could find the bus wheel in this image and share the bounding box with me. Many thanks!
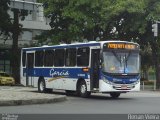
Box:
[110,92,120,98]
[38,79,46,93]
[78,81,91,98]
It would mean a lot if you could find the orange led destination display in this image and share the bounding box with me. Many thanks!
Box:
[107,43,136,49]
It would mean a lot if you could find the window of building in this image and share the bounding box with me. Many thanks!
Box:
[54,49,65,67]
[77,47,90,66]
[35,50,44,67]
[0,50,11,74]
[44,50,54,67]
[22,31,33,41]
[22,51,26,67]
[65,48,76,66]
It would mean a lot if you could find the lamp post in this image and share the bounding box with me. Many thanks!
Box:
[152,21,160,89]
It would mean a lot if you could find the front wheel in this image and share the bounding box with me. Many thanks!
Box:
[77,81,91,98]
[110,92,121,98]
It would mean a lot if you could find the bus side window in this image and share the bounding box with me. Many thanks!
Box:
[54,49,65,67]
[22,51,26,67]
[44,50,54,66]
[77,47,90,66]
[65,48,76,66]
[35,50,44,67]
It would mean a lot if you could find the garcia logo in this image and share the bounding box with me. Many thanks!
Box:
[50,69,69,77]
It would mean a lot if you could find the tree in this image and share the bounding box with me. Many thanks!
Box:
[38,0,106,43]
[0,0,11,37]
[39,0,160,88]
[0,0,28,84]
[10,8,28,84]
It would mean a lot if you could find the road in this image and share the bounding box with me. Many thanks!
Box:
[0,91,160,114]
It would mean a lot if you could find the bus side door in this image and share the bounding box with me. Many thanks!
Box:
[90,49,100,90]
[26,52,34,86]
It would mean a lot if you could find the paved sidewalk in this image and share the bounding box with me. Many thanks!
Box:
[0,86,67,106]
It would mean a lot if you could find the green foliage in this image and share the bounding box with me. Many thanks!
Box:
[37,0,159,66]
[37,0,160,44]
[0,0,12,35]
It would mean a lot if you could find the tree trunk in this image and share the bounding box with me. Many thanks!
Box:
[144,69,149,80]
[11,9,20,84]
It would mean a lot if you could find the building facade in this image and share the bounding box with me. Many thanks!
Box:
[0,0,50,74]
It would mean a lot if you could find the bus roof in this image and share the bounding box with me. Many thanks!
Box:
[22,40,139,51]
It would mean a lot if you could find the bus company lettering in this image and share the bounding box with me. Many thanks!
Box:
[50,69,69,77]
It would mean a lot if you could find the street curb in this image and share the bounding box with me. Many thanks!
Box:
[0,96,67,106]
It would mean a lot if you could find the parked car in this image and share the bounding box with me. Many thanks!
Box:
[0,71,15,85]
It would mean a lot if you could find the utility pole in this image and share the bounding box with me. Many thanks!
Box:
[151,22,160,89]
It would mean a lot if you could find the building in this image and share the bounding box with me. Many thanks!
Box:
[0,0,50,74]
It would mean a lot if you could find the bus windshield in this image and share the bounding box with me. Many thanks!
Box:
[102,51,140,74]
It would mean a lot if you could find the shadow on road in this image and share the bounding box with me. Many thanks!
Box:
[30,90,135,101]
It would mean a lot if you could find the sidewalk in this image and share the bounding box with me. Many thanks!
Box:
[0,86,67,106]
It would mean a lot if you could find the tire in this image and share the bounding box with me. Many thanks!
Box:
[77,81,91,98]
[110,92,120,98]
[38,79,46,93]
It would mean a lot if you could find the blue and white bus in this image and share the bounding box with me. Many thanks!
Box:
[20,41,140,98]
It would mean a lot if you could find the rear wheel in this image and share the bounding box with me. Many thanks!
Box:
[38,79,46,93]
[38,78,53,93]
[110,92,121,98]
[77,81,91,98]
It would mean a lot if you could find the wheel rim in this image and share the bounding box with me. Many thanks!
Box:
[81,84,86,94]
[39,81,44,91]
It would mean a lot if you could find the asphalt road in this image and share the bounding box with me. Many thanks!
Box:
[0,91,160,114]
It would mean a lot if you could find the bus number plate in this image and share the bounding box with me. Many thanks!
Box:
[121,85,127,89]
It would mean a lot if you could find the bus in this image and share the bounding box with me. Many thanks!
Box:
[20,41,140,98]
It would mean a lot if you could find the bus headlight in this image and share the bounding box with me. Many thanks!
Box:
[103,77,113,85]
[133,80,140,85]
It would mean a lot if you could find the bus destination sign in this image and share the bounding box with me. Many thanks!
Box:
[104,43,139,50]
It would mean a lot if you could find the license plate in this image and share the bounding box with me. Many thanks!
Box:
[121,85,127,89]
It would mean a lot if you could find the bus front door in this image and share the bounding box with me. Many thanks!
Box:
[26,53,34,86]
[90,49,100,90]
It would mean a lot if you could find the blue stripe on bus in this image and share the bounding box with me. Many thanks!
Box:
[23,68,90,79]
[24,67,139,84]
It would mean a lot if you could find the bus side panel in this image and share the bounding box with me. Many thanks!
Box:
[45,78,90,91]
[21,76,26,86]
[63,78,77,91]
